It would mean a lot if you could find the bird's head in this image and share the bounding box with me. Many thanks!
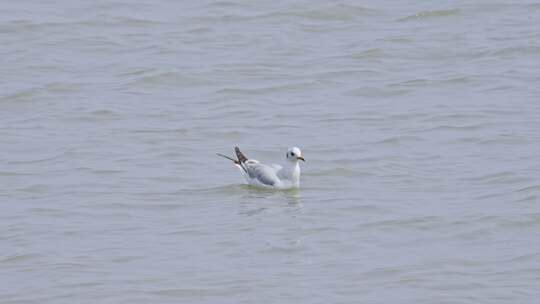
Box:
[286,147,305,162]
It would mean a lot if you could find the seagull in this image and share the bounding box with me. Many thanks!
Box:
[217,146,305,189]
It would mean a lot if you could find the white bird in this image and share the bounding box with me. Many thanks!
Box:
[217,146,305,189]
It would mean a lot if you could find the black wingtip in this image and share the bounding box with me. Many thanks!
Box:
[216,153,238,164]
[234,146,248,163]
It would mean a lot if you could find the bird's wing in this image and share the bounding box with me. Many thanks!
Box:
[270,164,283,170]
[244,160,280,186]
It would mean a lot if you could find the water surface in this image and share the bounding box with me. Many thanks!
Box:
[2,1,540,303]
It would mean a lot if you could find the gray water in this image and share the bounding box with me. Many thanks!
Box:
[2,1,540,303]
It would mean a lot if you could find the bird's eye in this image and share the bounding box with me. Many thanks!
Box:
[291,152,295,156]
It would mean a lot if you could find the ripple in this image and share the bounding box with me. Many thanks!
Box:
[307,167,366,178]
[491,46,540,56]
[130,128,189,134]
[127,72,212,87]
[516,185,540,194]
[374,135,425,145]
[422,123,492,132]
[349,48,385,59]
[0,171,37,176]
[346,87,410,97]
[1,254,40,264]
[1,87,44,103]
[398,9,461,21]
[287,4,379,20]
[215,82,319,95]
[151,288,236,297]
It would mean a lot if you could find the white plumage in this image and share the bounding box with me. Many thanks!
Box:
[218,146,305,189]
